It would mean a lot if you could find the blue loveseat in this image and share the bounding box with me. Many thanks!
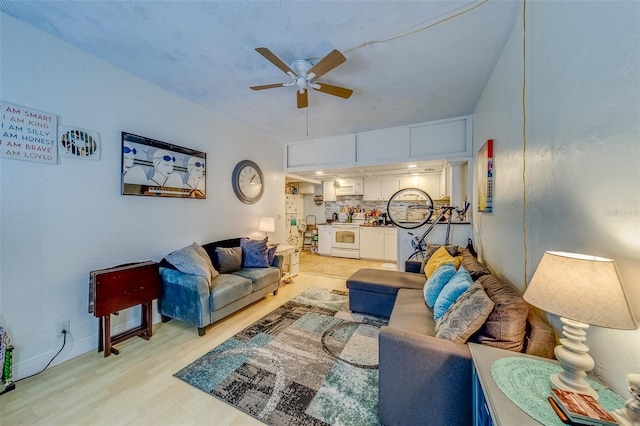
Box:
[158,238,282,336]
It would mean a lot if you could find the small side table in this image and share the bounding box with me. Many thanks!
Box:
[469,343,623,426]
[470,343,555,426]
[275,244,298,284]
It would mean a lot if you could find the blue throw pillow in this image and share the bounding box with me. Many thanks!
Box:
[267,244,278,265]
[423,262,457,308]
[240,237,269,268]
[433,266,473,320]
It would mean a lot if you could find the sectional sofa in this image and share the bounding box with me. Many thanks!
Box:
[346,246,556,425]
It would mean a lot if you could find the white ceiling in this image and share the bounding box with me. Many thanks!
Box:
[1,0,520,148]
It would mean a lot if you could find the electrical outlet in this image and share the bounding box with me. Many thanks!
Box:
[57,320,70,336]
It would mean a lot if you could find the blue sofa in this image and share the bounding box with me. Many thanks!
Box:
[158,238,282,336]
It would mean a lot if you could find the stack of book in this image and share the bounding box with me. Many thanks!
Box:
[548,388,618,425]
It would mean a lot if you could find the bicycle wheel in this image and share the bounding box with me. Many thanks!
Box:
[386,188,434,229]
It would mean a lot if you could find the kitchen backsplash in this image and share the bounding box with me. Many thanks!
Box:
[324,196,387,219]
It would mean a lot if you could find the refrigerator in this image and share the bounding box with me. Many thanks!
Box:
[285,194,304,248]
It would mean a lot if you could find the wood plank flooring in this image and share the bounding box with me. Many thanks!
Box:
[0,253,384,426]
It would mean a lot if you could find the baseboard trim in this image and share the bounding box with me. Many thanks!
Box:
[13,317,155,381]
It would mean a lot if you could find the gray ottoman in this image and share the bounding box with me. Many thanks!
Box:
[346,268,426,318]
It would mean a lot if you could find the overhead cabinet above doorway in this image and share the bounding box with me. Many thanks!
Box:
[285,115,472,172]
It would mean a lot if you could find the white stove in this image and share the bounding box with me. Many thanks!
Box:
[331,213,364,258]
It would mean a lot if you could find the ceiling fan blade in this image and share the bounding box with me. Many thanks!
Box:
[250,83,288,90]
[297,90,308,109]
[255,47,295,76]
[307,49,346,80]
[313,82,353,99]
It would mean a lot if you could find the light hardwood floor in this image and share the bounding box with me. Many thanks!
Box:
[0,254,384,425]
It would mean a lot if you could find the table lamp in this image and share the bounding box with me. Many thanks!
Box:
[523,251,637,399]
[259,217,275,240]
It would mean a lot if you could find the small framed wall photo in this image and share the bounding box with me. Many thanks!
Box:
[121,132,206,199]
[477,139,493,212]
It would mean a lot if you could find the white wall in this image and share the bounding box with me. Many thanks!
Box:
[473,1,639,395]
[0,15,286,379]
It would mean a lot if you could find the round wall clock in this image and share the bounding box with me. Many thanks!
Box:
[232,160,264,204]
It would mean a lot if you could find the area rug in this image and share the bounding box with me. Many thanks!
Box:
[174,286,387,425]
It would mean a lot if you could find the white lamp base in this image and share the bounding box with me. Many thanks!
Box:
[551,317,599,400]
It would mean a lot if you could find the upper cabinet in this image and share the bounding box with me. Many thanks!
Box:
[356,128,410,163]
[286,135,356,171]
[364,177,400,201]
[285,115,472,173]
[323,180,337,202]
[409,117,470,158]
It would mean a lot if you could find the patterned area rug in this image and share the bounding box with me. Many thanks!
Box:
[174,286,387,425]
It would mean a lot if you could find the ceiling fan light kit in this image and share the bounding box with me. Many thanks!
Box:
[250,47,353,109]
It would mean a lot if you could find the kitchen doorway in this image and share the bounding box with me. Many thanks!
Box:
[298,250,396,280]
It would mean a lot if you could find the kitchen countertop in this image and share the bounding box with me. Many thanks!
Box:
[318,222,469,226]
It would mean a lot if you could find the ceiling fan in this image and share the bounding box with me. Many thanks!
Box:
[250,47,353,109]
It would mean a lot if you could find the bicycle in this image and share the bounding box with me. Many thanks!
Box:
[386,187,470,261]
[406,205,457,261]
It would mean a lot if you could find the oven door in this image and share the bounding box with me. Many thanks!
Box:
[332,225,360,250]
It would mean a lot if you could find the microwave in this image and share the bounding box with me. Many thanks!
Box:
[335,179,363,196]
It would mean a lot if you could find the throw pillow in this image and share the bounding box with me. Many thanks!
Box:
[472,274,529,352]
[435,282,495,343]
[423,262,457,308]
[215,246,242,274]
[165,243,218,287]
[240,237,269,268]
[424,246,463,279]
[267,244,278,265]
[420,244,458,274]
[433,266,472,320]
[456,247,491,281]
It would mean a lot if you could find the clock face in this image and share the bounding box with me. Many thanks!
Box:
[232,160,264,204]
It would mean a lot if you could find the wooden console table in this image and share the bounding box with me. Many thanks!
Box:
[89,261,161,357]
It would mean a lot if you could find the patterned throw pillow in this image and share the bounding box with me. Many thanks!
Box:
[423,262,457,308]
[240,237,269,268]
[424,246,463,279]
[433,266,472,320]
[435,282,495,343]
[166,243,218,286]
[215,246,242,274]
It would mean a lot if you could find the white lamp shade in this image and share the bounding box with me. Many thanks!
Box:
[524,251,636,330]
[258,217,275,233]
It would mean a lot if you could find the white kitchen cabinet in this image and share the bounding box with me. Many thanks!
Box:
[398,175,441,200]
[359,227,385,260]
[409,116,471,159]
[286,135,356,170]
[381,177,400,200]
[356,127,411,163]
[364,177,399,201]
[384,227,398,262]
[322,180,336,202]
[317,225,332,256]
[286,116,472,174]
[440,166,450,199]
[363,179,381,201]
[298,182,316,194]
